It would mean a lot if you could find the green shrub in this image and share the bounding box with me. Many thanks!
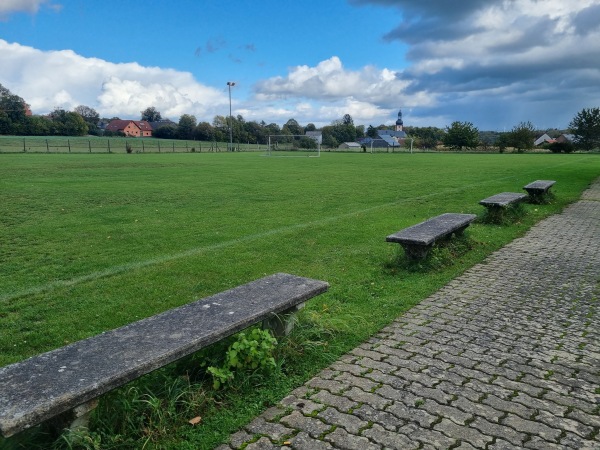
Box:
[548,141,574,153]
[208,328,277,389]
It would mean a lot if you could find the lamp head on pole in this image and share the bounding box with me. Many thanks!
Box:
[227,81,235,87]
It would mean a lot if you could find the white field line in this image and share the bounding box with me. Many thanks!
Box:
[1,157,592,302]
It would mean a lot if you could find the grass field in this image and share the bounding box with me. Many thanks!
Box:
[1,151,599,449]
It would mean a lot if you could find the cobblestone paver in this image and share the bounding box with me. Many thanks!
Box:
[219,181,600,449]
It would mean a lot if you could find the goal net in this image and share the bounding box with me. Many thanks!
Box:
[265,135,321,157]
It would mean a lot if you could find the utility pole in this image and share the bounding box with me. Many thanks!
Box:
[227,81,235,151]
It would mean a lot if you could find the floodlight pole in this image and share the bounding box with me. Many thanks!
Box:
[227,81,235,151]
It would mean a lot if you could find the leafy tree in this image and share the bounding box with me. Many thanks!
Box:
[264,123,281,136]
[443,121,479,150]
[282,118,303,135]
[47,108,88,136]
[355,124,365,139]
[505,121,536,152]
[243,120,267,144]
[298,137,318,149]
[177,114,197,140]
[231,115,249,143]
[141,106,162,122]
[304,123,316,132]
[496,133,510,152]
[322,135,338,148]
[366,125,378,138]
[548,141,574,153]
[342,114,354,126]
[153,124,178,139]
[62,112,88,136]
[404,126,445,149]
[336,123,357,143]
[194,121,214,141]
[212,115,228,130]
[478,130,503,147]
[324,116,358,145]
[74,105,100,135]
[321,125,338,148]
[0,83,28,134]
[24,116,50,136]
[209,115,228,142]
[569,107,600,150]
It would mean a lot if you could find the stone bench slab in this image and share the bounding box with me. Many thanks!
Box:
[0,273,329,438]
[386,213,477,247]
[523,180,556,202]
[386,213,477,259]
[479,192,527,208]
[523,180,555,193]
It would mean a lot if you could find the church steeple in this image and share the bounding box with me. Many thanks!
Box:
[395,109,403,131]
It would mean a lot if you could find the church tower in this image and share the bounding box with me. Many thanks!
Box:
[395,109,404,132]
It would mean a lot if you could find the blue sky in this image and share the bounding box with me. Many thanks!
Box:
[1,0,599,130]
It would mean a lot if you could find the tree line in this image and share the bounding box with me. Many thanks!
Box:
[441,114,599,152]
[1,83,599,151]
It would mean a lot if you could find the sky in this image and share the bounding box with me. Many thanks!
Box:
[0,0,599,131]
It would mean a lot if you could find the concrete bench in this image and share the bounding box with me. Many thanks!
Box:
[0,273,329,438]
[479,192,527,223]
[386,213,477,260]
[479,192,527,209]
[523,180,556,203]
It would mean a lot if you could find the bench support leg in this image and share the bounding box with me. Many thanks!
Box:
[49,398,99,435]
[526,190,553,204]
[401,244,431,260]
[483,205,507,224]
[262,303,305,338]
[454,225,469,237]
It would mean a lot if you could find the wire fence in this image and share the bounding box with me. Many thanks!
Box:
[0,136,436,154]
[0,137,269,154]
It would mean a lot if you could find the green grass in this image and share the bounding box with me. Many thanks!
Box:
[1,152,599,449]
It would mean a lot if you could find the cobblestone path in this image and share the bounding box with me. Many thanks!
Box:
[219,181,600,450]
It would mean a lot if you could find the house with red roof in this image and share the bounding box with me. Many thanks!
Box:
[106,119,153,137]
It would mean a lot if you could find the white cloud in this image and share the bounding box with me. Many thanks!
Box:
[0,0,60,19]
[238,95,404,129]
[256,56,413,103]
[253,56,433,126]
[0,39,227,120]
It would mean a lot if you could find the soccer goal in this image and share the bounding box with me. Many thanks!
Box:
[265,135,321,157]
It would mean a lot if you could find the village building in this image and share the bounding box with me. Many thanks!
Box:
[359,109,408,149]
[105,119,153,137]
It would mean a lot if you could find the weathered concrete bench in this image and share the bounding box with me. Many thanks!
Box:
[523,180,556,203]
[386,213,477,260]
[0,273,329,438]
[479,192,528,223]
[479,192,527,209]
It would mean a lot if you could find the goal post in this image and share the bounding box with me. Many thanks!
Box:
[265,135,321,157]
